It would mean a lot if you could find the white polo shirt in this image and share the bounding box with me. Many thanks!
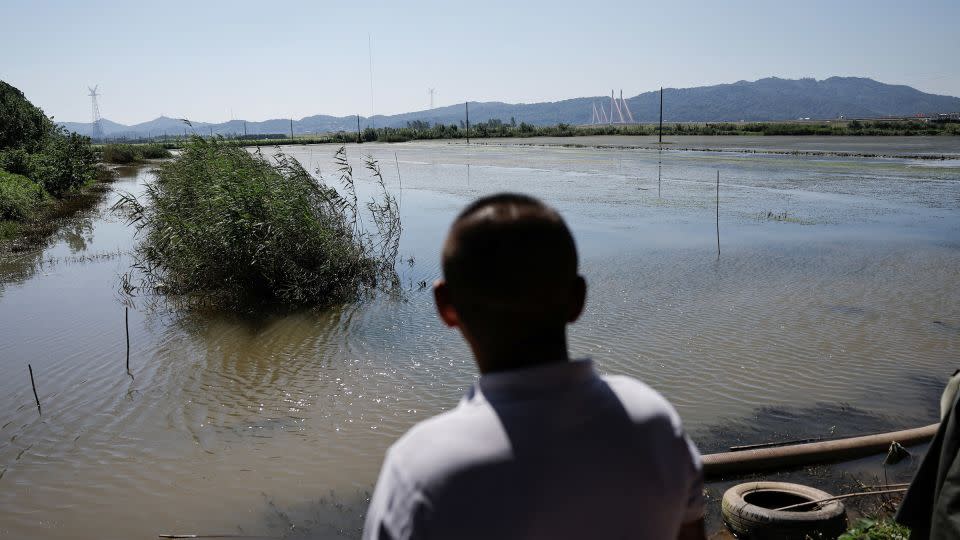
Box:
[363,359,704,540]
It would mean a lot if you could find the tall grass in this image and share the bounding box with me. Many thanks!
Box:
[115,138,400,311]
[101,143,171,164]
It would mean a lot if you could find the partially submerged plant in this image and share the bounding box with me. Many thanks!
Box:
[114,137,400,311]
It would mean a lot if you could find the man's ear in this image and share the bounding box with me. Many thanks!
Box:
[433,280,460,328]
[567,275,587,323]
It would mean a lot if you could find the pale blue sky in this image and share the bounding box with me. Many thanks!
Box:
[3,0,958,124]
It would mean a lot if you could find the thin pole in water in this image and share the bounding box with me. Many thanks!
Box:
[125,307,130,373]
[657,148,662,198]
[716,170,720,258]
[28,364,41,416]
[659,87,664,144]
[465,102,470,145]
[394,152,403,209]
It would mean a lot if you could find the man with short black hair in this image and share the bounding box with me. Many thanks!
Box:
[363,193,706,540]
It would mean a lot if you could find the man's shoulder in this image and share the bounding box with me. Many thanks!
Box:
[599,374,685,430]
[386,395,507,480]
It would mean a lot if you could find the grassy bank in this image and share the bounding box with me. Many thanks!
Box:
[115,138,401,311]
[1,81,100,249]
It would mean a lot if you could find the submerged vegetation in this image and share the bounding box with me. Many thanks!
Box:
[0,81,99,245]
[115,138,401,311]
[100,143,171,164]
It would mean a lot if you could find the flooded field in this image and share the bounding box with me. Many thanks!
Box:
[1,137,959,538]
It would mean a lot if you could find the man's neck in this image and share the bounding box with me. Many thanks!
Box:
[473,332,570,375]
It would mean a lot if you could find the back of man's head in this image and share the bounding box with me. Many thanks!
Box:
[438,194,583,360]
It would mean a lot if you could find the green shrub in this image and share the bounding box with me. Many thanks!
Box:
[0,220,19,243]
[0,169,47,221]
[0,81,54,152]
[115,138,401,310]
[138,144,172,159]
[0,147,32,176]
[28,128,97,196]
[101,144,139,164]
[102,143,173,163]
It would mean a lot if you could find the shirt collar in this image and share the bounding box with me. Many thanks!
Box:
[472,359,597,401]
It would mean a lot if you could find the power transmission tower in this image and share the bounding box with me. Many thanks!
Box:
[587,89,634,124]
[620,90,634,123]
[611,90,625,123]
[428,88,436,109]
[88,85,104,141]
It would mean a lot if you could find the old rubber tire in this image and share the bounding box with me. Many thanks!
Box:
[721,482,847,540]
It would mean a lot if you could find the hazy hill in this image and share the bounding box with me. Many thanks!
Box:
[59,77,960,138]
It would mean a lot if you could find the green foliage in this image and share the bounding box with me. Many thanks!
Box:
[101,143,172,164]
[0,80,98,201]
[0,169,47,221]
[101,144,139,164]
[0,220,19,244]
[0,81,54,152]
[0,147,32,176]
[138,144,173,159]
[839,518,910,540]
[115,138,401,311]
[27,128,97,197]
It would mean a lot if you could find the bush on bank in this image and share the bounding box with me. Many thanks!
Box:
[115,138,401,310]
[0,80,99,237]
[0,169,47,221]
[101,143,171,164]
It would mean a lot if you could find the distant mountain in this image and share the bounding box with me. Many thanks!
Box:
[59,77,960,139]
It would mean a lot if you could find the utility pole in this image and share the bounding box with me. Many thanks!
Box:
[357,114,362,144]
[716,170,721,258]
[465,102,470,145]
[243,121,247,137]
[659,87,664,144]
[289,118,294,140]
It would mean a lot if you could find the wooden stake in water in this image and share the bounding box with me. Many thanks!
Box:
[28,364,41,415]
[394,151,403,209]
[125,307,131,373]
[657,148,662,198]
[716,170,721,258]
[659,86,663,144]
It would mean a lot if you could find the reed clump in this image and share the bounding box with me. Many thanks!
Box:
[115,137,400,311]
[101,143,171,164]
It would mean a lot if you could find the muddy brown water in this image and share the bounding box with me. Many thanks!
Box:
[1,138,958,538]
